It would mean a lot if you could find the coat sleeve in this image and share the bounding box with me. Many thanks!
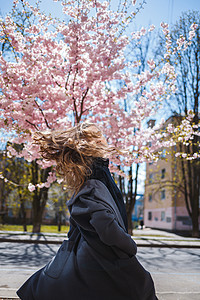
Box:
[89,207,137,257]
[70,194,137,257]
[67,217,80,241]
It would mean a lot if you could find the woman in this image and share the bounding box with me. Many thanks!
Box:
[17,122,158,300]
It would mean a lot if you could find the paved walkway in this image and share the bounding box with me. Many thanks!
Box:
[0,229,200,300]
[0,228,199,248]
[133,227,200,247]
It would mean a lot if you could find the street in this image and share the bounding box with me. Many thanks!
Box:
[0,242,200,300]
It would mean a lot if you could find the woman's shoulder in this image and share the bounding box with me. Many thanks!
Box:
[67,179,126,231]
[67,179,109,207]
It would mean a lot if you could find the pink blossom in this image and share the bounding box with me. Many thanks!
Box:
[148,25,155,32]
[189,30,195,40]
[37,183,45,189]
[28,183,36,192]
[0,0,198,180]
[57,178,64,184]
[44,182,51,188]
[160,22,169,29]
[147,59,156,69]
[176,35,186,49]
[190,23,198,31]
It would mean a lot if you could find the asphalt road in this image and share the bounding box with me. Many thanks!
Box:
[0,242,200,300]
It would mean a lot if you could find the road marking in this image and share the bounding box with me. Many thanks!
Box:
[0,288,20,299]
[157,292,200,294]
[151,272,200,275]
[1,269,200,275]
[0,268,38,272]
[0,289,16,291]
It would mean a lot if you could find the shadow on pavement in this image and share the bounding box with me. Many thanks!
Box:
[0,242,57,268]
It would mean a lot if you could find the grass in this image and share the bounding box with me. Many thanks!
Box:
[0,224,70,233]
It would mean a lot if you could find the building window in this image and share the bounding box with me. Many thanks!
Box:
[161,211,165,221]
[149,173,153,183]
[177,216,192,225]
[161,189,166,200]
[148,212,152,220]
[161,168,165,179]
[148,193,152,202]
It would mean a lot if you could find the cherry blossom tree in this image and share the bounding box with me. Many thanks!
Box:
[0,0,198,232]
[0,0,149,232]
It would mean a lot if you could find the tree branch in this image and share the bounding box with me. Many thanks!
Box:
[34,99,51,129]
[25,119,39,130]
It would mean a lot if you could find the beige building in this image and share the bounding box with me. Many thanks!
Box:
[144,146,194,231]
[144,116,200,231]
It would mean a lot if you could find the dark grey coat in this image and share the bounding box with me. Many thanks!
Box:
[17,178,158,300]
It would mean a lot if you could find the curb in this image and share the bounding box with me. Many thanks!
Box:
[0,298,19,300]
[0,238,62,244]
[1,238,200,248]
[136,243,200,248]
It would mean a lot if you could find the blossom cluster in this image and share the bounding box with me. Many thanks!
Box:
[0,0,199,187]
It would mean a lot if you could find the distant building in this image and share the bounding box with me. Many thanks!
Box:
[132,194,144,222]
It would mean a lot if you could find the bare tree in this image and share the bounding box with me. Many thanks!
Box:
[159,11,200,237]
[118,30,156,234]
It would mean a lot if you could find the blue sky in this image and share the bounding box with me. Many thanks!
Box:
[0,0,199,28]
[133,0,199,27]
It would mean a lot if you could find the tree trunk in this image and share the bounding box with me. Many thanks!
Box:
[18,187,27,232]
[126,164,139,235]
[190,114,199,237]
[126,196,134,235]
[118,164,139,235]
[179,141,199,237]
[32,190,43,233]
[191,200,199,237]
[58,211,62,232]
[190,163,200,237]
[32,186,49,233]
[32,217,41,233]
[191,147,200,237]
[31,161,51,233]
[21,201,27,232]
[127,166,133,235]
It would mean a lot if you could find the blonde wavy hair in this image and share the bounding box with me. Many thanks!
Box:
[33,122,114,192]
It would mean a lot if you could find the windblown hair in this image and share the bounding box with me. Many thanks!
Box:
[33,122,114,193]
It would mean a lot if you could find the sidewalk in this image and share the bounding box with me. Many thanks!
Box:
[0,228,199,248]
[133,227,200,248]
[0,228,200,300]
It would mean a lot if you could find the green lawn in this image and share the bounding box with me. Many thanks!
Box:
[0,224,70,233]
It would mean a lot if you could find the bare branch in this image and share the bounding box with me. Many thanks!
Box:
[25,119,39,130]
[34,99,51,129]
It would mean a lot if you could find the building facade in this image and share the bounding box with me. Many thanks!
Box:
[144,145,199,232]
